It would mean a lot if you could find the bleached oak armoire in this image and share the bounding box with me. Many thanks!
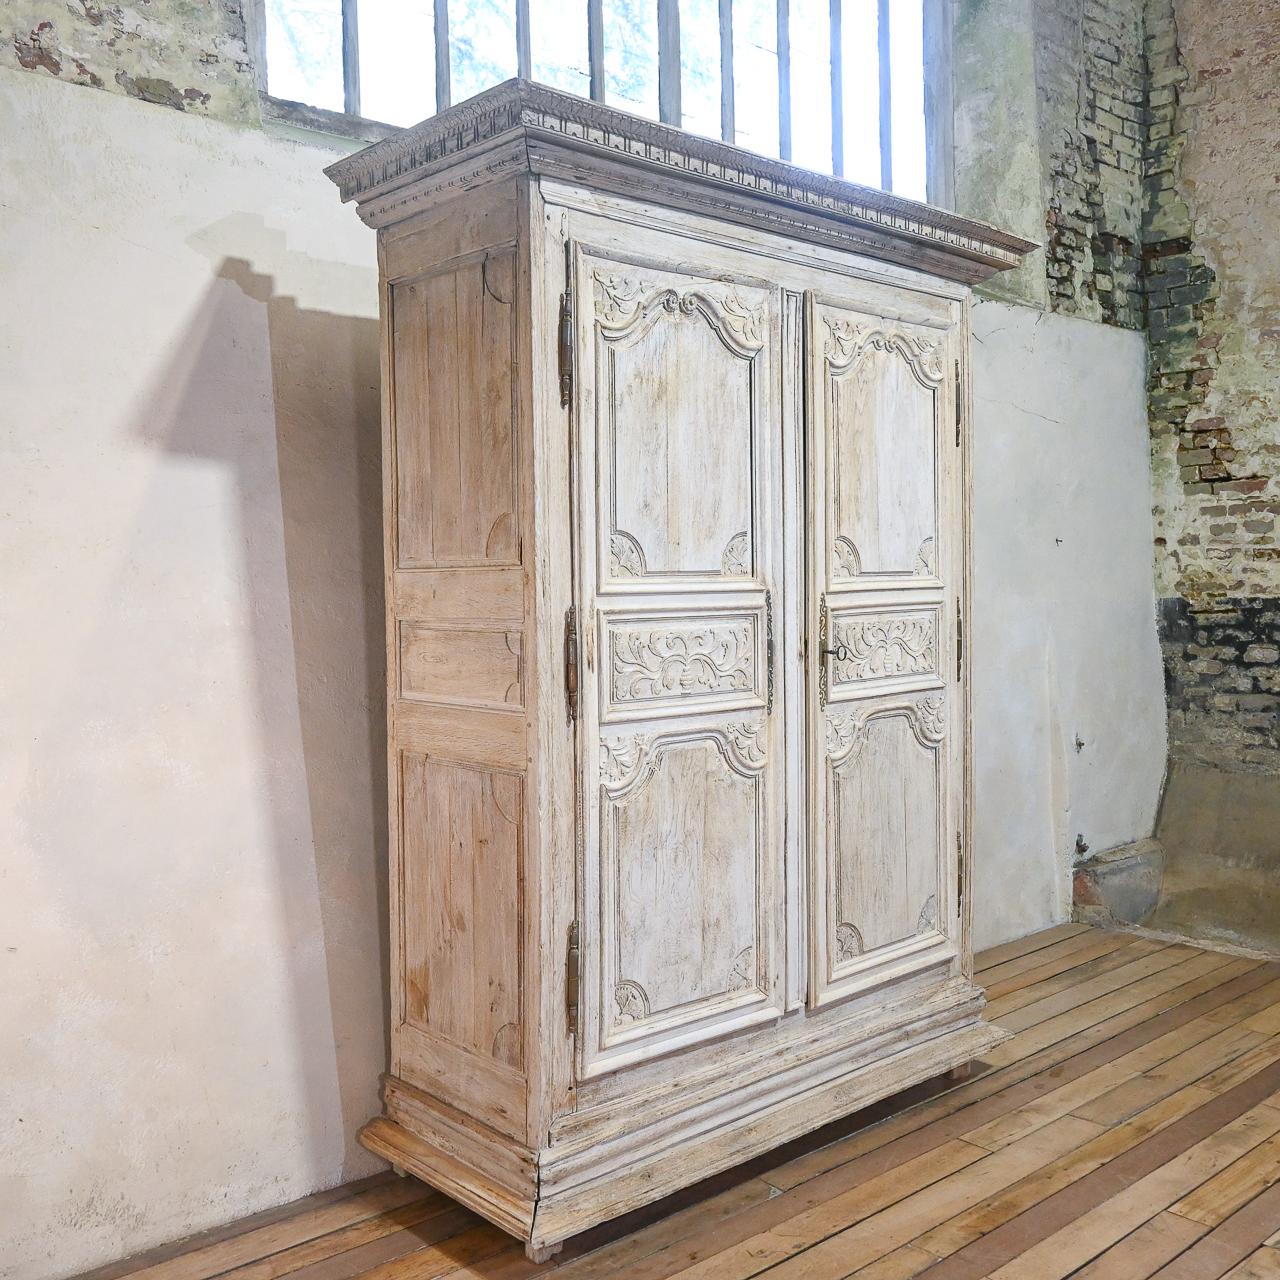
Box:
[326,80,1033,1260]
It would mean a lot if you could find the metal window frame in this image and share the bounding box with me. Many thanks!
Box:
[248,0,951,203]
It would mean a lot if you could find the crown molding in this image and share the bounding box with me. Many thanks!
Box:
[324,79,1037,281]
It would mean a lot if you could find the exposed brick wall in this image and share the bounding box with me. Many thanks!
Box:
[1161,598,1280,772]
[1147,0,1280,773]
[2,0,259,124]
[1037,0,1146,328]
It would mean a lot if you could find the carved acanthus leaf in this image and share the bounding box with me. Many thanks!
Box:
[916,695,947,744]
[917,895,939,934]
[611,622,754,703]
[717,292,764,349]
[825,707,868,762]
[727,946,756,993]
[593,271,645,325]
[832,614,937,683]
[601,734,651,791]
[723,720,768,773]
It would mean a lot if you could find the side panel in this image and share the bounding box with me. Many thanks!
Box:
[570,230,796,1079]
[381,181,532,1139]
[808,291,966,1008]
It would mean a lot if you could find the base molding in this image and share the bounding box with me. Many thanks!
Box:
[360,1010,1007,1253]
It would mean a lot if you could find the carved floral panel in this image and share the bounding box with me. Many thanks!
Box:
[830,612,938,687]
[608,617,758,708]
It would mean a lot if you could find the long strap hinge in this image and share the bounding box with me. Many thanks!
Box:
[565,921,580,1036]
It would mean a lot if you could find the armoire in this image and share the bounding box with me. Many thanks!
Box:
[326,79,1033,1260]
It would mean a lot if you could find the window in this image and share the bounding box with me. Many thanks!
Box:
[263,0,932,199]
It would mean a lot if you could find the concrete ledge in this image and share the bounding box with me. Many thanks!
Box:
[1073,838,1165,927]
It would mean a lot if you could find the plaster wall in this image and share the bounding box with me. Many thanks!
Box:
[0,68,383,1280]
[969,300,1168,949]
[0,56,1167,1279]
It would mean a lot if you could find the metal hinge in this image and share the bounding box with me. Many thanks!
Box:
[955,360,962,447]
[956,598,964,683]
[564,606,579,722]
[957,834,965,916]
[558,243,574,407]
[565,921,580,1036]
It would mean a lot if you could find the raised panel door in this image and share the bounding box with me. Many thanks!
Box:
[807,291,964,1008]
[571,239,792,1079]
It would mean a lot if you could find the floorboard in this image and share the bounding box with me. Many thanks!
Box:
[87,927,1280,1280]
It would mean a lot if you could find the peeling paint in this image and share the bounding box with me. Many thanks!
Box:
[1,1,259,124]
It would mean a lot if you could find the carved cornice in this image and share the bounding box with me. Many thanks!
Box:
[325,79,1037,279]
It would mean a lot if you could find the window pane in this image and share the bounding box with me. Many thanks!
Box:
[530,0,591,98]
[681,0,722,139]
[360,0,435,125]
[888,0,926,199]
[841,0,880,186]
[789,0,832,173]
[451,0,517,105]
[266,0,344,112]
[604,0,659,119]
[733,0,779,157]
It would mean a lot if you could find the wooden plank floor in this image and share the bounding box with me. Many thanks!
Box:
[86,926,1280,1280]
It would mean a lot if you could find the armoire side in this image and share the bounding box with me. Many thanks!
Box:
[325,80,1035,1260]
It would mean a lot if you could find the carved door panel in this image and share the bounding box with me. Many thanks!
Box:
[572,240,789,1079]
[807,291,963,1009]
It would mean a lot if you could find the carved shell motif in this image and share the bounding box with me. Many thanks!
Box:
[611,622,754,702]
[610,530,647,577]
[721,530,750,576]
[613,980,651,1025]
[824,318,946,385]
[832,615,936,683]
[835,923,865,963]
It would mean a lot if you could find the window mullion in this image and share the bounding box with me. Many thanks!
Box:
[877,0,892,190]
[777,0,791,161]
[719,0,734,141]
[658,0,681,125]
[435,0,451,109]
[829,0,843,176]
[342,0,361,116]
[588,0,605,101]
[516,0,532,78]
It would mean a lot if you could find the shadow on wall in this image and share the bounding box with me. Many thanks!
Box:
[143,219,387,1176]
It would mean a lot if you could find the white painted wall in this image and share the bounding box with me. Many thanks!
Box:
[969,300,1167,949]
[0,66,1167,1280]
[0,69,384,1280]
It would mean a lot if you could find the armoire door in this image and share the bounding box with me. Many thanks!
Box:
[569,231,792,1079]
[806,287,964,1009]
